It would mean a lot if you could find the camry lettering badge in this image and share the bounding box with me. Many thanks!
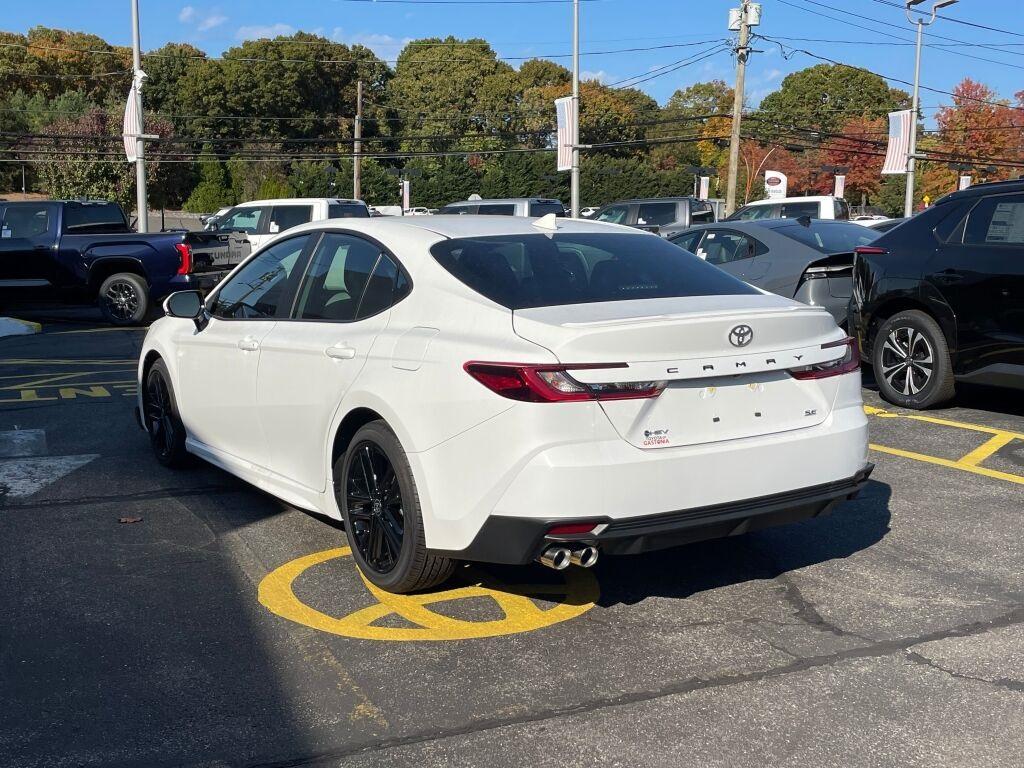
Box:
[729,324,754,347]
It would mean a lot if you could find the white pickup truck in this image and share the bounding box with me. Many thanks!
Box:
[208,197,370,253]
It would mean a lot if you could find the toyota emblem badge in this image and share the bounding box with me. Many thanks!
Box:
[729,324,754,347]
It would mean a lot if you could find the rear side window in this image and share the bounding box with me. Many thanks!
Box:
[438,204,476,215]
[698,230,764,265]
[63,203,126,231]
[834,199,851,220]
[964,194,1024,246]
[637,202,677,226]
[1,205,51,238]
[478,204,515,216]
[270,205,313,233]
[528,201,566,218]
[670,230,703,253]
[430,233,757,310]
[780,202,819,219]
[295,233,383,321]
[328,203,369,219]
[596,205,629,224]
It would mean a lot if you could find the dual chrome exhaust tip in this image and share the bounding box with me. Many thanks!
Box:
[538,544,599,570]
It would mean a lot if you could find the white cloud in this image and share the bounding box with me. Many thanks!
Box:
[236,23,297,40]
[331,27,412,61]
[581,70,609,84]
[179,5,226,33]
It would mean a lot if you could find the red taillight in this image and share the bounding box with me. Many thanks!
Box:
[547,522,600,536]
[790,337,860,380]
[174,242,192,276]
[854,246,888,256]
[464,361,666,403]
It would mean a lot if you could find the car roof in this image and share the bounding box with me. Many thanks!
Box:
[680,217,851,233]
[278,213,645,242]
[234,198,364,207]
[741,196,835,206]
[598,198,694,205]
[936,178,1024,202]
[441,198,562,205]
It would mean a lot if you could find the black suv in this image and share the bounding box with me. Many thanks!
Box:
[591,197,715,237]
[850,179,1024,408]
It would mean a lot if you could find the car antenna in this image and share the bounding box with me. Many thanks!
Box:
[532,213,560,231]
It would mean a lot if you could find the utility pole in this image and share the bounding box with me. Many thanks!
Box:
[130,0,148,232]
[904,0,958,216]
[570,0,581,218]
[353,79,363,201]
[725,1,755,217]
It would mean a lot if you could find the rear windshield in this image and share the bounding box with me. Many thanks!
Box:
[728,203,776,221]
[63,203,127,231]
[431,233,758,310]
[528,201,566,218]
[328,203,369,219]
[774,221,879,253]
[438,204,475,215]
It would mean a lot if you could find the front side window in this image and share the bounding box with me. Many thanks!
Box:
[637,202,677,227]
[431,233,757,310]
[964,194,1024,246]
[218,206,265,233]
[670,230,704,253]
[834,199,851,220]
[477,204,516,216]
[780,202,819,219]
[209,235,310,319]
[596,205,629,224]
[294,233,392,321]
[2,205,51,238]
[269,205,312,233]
[729,203,777,221]
[328,203,370,219]
[699,230,759,265]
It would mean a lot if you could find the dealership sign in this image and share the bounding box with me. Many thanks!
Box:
[765,170,788,199]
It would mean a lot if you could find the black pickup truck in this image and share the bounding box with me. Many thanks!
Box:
[0,200,246,325]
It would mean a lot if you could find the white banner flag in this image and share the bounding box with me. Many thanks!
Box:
[882,109,913,175]
[122,79,140,163]
[555,96,577,172]
[958,174,972,191]
[834,174,846,198]
[765,170,788,199]
[698,176,710,199]
[401,179,411,211]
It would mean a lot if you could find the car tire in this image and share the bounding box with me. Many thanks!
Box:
[98,272,150,326]
[872,309,955,409]
[336,421,454,593]
[143,359,191,468]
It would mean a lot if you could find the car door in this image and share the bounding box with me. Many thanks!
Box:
[0,203,57,289]
[256,232,409,491]
[175,234,313,466]
[692,228,760,280]
[670,230,705,255]
[931,192,1024,370]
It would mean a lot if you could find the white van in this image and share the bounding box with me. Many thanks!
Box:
[211,198,370,252]
[727,196,851,222]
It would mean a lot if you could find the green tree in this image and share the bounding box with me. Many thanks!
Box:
[184,148,234,212]
[142,43,207,122]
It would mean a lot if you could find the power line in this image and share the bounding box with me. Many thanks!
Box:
[866,0,1024,41]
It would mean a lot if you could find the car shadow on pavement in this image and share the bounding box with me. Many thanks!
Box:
[591,480,892,608]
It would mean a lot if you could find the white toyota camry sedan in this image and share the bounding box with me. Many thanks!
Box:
[137,215,871,593]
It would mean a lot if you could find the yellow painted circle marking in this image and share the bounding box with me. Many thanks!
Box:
[258,547,599,641]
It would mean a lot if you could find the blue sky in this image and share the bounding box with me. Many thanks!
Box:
[5,0,1021,118]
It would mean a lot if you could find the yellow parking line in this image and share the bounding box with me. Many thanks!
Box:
[864,404,1024,440]
[959,432,1018,468]
[869,443,1024,486]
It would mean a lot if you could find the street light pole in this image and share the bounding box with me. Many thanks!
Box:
[570,0,580,218]
[130,0,148,232]
[904,0,957,217]
[725,1,756,217]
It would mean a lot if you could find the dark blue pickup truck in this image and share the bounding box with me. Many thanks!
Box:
[0,200,245,325]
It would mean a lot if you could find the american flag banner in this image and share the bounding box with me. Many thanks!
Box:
[881,109,913,175]
[122,75,143,163]
[555,96,577,172]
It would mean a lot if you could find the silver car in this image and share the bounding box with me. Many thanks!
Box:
[670,218,880,328]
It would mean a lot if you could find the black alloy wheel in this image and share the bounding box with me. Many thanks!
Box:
[345,442,405,574]
[144,360,190,467]
[104,279,140,322]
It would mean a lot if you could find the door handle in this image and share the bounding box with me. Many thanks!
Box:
[935,269,964,284]
[237,337,260,352]
[325,345,356,360]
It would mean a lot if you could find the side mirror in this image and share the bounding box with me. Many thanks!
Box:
[164,290,208,331]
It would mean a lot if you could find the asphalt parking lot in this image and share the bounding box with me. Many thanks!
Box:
[1,310,1022,768]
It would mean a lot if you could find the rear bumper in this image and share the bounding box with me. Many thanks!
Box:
[436,463,873,564]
